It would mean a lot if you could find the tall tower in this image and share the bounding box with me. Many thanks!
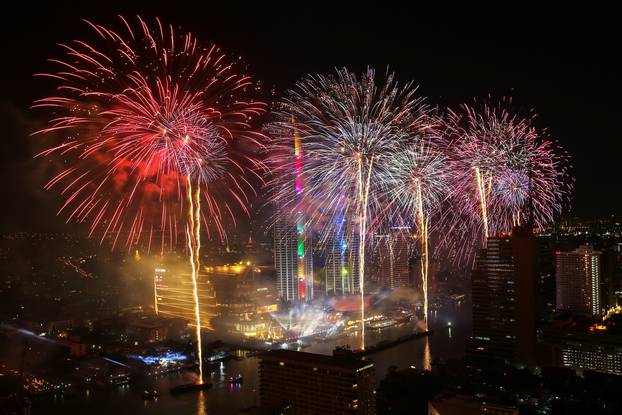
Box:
[469,226,542,365]
[556,244,602,316]
[274,219,299,302]
[273,117,313,303]
[293,116,313,300]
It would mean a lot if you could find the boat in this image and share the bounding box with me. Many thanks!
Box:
[366,317,398,329]
[228,374,243,384]
[169,382,212,395]
[142,390,161,400]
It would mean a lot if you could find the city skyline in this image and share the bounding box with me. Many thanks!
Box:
[2,4,622,415]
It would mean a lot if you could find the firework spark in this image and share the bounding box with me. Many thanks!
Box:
[382,131,450,328]
[442,101,572,260]
[33,16,267,382]
[32,15,266,252]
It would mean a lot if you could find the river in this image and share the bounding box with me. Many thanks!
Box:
[32,302,469,414]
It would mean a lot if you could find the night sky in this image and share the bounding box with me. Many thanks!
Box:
[1,3,620,232]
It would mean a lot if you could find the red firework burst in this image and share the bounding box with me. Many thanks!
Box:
[32,15,267,252]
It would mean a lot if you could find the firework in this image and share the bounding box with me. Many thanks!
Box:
[381,132,451,329]
[443,101,572,259]
[33,15,266,251]
[268,68,423,349]
[33,16,267,382]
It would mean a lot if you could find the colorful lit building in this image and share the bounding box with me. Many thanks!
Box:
[274,117,313,302]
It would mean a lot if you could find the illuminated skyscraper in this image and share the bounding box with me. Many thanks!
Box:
[273,117,313,302]
[556,245,602,316]
[293,118,314,300]
[274,219,299,302]
[349,230,361,293]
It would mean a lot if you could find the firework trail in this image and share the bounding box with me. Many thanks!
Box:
[442,100,572,260]
[186,176,203,380]
[32,16,267,382]
[32,15,266,251]
[382,131,450,329]
[268,68,422,349]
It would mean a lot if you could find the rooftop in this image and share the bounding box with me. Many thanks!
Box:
[260,349,373,372]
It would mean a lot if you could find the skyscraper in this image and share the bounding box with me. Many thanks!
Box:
[470,234,516,362]
[274,218,313,302]
[555,244,602,316]
[273,116,314,303]
[469,226,544,365]
[349,231,361,294]
[602,244,622,309]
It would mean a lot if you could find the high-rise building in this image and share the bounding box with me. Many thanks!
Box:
[272,116,314,303]
[469,226,546,365]
[325,223,351,296]
[153,267,217,329]
[377,226,412,289]
[349,232,361,293]
[259,349,375,414]
[274,218,313,302]
[555,245,602,316]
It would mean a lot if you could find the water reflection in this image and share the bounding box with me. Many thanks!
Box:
[197,390,207,415]
[423,337,432,371]
[35,303,469,414]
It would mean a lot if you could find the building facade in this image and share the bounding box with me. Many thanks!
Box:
[469,226,547,365]
[274,217,313,303]
[540,317,622,376]
[259,349,375,414]
[555,245,602,316]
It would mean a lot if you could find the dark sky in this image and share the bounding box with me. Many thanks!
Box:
[1,3,620,232]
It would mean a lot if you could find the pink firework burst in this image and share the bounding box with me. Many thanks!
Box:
[440,100,572,262]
